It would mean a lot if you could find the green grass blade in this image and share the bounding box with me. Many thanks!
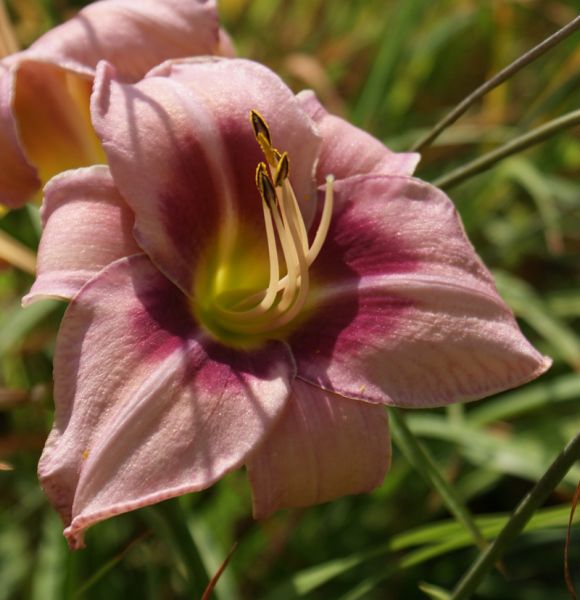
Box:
[0,300,61,355]
[389,408,488,551]
[406,414,580,486]
[450,431,580,599]
[419,582,452,600]
[266,505,574,597]
[31,511,67,600]
[493,270,580,369]
[467,373,580,426]
[353,0,427,126]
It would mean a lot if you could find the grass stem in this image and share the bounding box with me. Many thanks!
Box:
[411,16,580,153]
[433,108,580,190]
[450,431,580,600]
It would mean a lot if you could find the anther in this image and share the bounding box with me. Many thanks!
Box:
[209,112,334,340]
[250,110,272,147]
[256,163,277,207]
[274,152,290,187]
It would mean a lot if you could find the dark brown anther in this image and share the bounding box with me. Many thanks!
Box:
[274,152,290,187]
[250,110,272,147]
[256,163,277,207]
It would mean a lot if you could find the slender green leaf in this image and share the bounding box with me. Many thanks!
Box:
[467,373,580,426]
[31,511,67,600]
[406,413,580,485]
[493,270,580,369]
[419,582,452,600]
[353,0,427,125]
[265,505,574,597]
[389,408,488,551]
[0,300,61,355]
[450,432,580,599]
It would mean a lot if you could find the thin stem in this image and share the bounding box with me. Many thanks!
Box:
[450,431,580,600]
[389,408,489,553]
[564,480,580,600]
[0,0,18,57]
[433,108,580,190]
[201,542,238,600]
[0,229,37,274]
[73,531,150,598]
[143,499,210,597]
[411,16,580,153]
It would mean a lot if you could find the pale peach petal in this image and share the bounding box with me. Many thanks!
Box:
[290,175,551,406]
[92,58,321,295]
[247,380,390,518]
[26,0,222,83]
[23,166,141,304]
[12,61,106,190]
[0,63,39,207]
[297,90,420,183]
[40,255,293,548]
[1,0,226,208]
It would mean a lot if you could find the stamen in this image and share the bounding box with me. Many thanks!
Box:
[282,180,309,255]
[307,175,334,264]
[250,109,277,164]
[207,111,334,340]
[273,152,290,187]
[255,175,334,295]
[272,152,308,254]
[259,194,310,331]
[213,196,280,320]
[250,110,272,146]
[270,195,300,313]
[218,197,309,334]
[256,162,277,208]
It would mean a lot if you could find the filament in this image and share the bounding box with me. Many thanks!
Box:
[211,110,334,338]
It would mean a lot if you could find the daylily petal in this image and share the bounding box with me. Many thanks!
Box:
[12,60,106,189]
[1,0,227,209]
[247,380,390,518]
[25,0,222,82]
[290,175,551,407]
[39,254,293,549]
[0,63,39,208]
[92,58,321,295]
[297,90,420,183]
[23,166,141,305]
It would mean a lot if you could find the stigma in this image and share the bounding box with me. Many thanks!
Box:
[211,110,334,337]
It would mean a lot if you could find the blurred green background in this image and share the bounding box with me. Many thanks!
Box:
[1,0,579,598]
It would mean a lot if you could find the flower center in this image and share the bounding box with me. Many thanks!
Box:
[195,110,333,346]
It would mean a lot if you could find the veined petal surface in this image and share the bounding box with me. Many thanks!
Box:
[0,63,39,207]
[25,0,221,82]
[297,90,420,183]
[23,166,141,304]
[40,255,293,548]
[92,58,321,295]
[291,175,551,407]
[247,380,390,518]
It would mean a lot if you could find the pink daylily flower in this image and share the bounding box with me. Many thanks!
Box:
[0,0,230,209]
[25,57,550,549]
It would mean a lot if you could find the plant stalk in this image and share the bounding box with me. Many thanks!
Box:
[144,499,210,598]
[450,431,580,600]
[411,16,580,153]
[389,408,489,552]
[0,0,19,57]
[0,229,37,274]
[433,108,580,190]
